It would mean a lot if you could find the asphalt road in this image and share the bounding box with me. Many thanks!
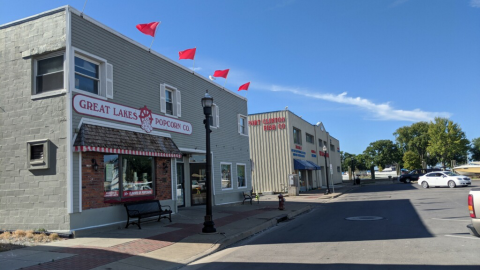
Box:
[183,182,480,270]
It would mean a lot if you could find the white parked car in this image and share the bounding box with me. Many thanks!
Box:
[418,171,471,188]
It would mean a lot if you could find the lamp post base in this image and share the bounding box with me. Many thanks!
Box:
[202,216,216,233]
[324,190,330,195]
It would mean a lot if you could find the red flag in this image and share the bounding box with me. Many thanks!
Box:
[136,22,160,37]
[179,48,196,60]
[238,82,250,91]
[213,69,230,79]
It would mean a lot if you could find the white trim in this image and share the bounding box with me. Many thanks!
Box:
[238,114,248,137]
[66,6,73,214]
[72,47,108,97]
[79,151,82,213]
[31,89,66,100]
[76,118,172,139]
[72,89,107,100]
[161,83,180,118]
[179,148,205,154]
[211,152,215,196]
[236,163,248,189]
[220,162,233,191]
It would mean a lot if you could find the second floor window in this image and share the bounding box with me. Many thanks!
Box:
[293,128,302,144]
[306,133,314,144]
[75,56,99,94]
[165,89,174,115]
[35,54,64,94]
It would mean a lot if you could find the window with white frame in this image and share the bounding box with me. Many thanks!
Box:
[75,56,99,94]
[34,53,65,94]
[72,49,113,99]
[165,89,174,115]
[238,114,247,135]
[221,163,232,189]
[209,104,219,128]
[237,164,247,188]
[160,84,181,117]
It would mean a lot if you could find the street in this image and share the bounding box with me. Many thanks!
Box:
[184,183,480,269]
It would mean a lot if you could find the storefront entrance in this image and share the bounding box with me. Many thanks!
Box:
[189,155,207,206]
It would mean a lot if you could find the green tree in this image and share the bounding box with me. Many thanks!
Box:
[340,151,356,172]
[403,151,421,170]
[394,121,430,162]
[470,137,480,161]
[354,154,369,171]
[427,117,470,169]
[363,140,402,170]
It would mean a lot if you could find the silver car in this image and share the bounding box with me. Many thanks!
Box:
[418,171,471,188]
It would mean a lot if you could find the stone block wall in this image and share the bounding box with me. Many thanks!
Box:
[0,10,69,230]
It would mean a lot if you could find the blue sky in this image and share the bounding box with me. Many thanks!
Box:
[2,0,479,155]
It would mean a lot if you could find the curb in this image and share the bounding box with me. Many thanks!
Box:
[173,205,312,269]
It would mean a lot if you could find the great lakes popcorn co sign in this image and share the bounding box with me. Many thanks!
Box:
[73,94,193,135]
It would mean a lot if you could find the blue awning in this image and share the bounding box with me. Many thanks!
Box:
[306,160,321,170]
[294,159,316,170]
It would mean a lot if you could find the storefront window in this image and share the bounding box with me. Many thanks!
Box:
[221,163,232,189]
[104,155,119,197]
[103,154,154,199]
[122,155,153,197]
[237,164,246,188]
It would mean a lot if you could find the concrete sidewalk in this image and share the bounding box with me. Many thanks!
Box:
[0,183,360,270]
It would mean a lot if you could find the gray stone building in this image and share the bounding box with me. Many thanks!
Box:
[0,6,251,234]
[248,110,342,194]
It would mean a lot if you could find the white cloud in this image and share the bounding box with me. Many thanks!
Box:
[189,67,202,71]
[471,0,480,7]
[257,83,452,122]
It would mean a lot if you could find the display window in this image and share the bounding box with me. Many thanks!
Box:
[104,154,154,201]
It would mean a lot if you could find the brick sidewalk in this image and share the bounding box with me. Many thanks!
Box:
[21,207,278,270]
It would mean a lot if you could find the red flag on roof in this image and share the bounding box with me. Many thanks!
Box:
[136,22,160,37]
[179,48,196,60]
[238,82,250,91]
[213,69,230,79]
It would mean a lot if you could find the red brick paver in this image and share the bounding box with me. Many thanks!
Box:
[22,207,275,270]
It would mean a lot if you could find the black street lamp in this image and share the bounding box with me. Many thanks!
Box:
[201,90,216,234]
[323,145,331,195]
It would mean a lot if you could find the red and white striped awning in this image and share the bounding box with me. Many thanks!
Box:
[73,146,182,158]
[73,124,183,159]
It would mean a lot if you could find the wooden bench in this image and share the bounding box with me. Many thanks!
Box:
[242,190,258,205]
[124,200,172,229]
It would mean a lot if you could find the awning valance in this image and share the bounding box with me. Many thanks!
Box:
[73,124,182,158]
[294,159,315,170]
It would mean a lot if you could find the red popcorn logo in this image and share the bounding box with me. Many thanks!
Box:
[139,106,153,133]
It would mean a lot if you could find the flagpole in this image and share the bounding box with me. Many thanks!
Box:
[149,37,155,51]
[81,0,88,17]
[149,22,160,52]
[223,77,227,88]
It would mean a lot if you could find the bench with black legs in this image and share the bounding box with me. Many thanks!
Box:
[124,200,172,229]
[242,190,258,205]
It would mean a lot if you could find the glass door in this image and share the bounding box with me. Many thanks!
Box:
[190,163,207,205]
[176,163,185,207]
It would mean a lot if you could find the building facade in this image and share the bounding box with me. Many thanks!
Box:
[0,6,251,234]
[249,110,342,194]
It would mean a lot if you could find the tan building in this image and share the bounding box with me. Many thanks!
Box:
[249,110,342,194]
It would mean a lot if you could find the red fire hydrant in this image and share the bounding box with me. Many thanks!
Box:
[278,194,285,210]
